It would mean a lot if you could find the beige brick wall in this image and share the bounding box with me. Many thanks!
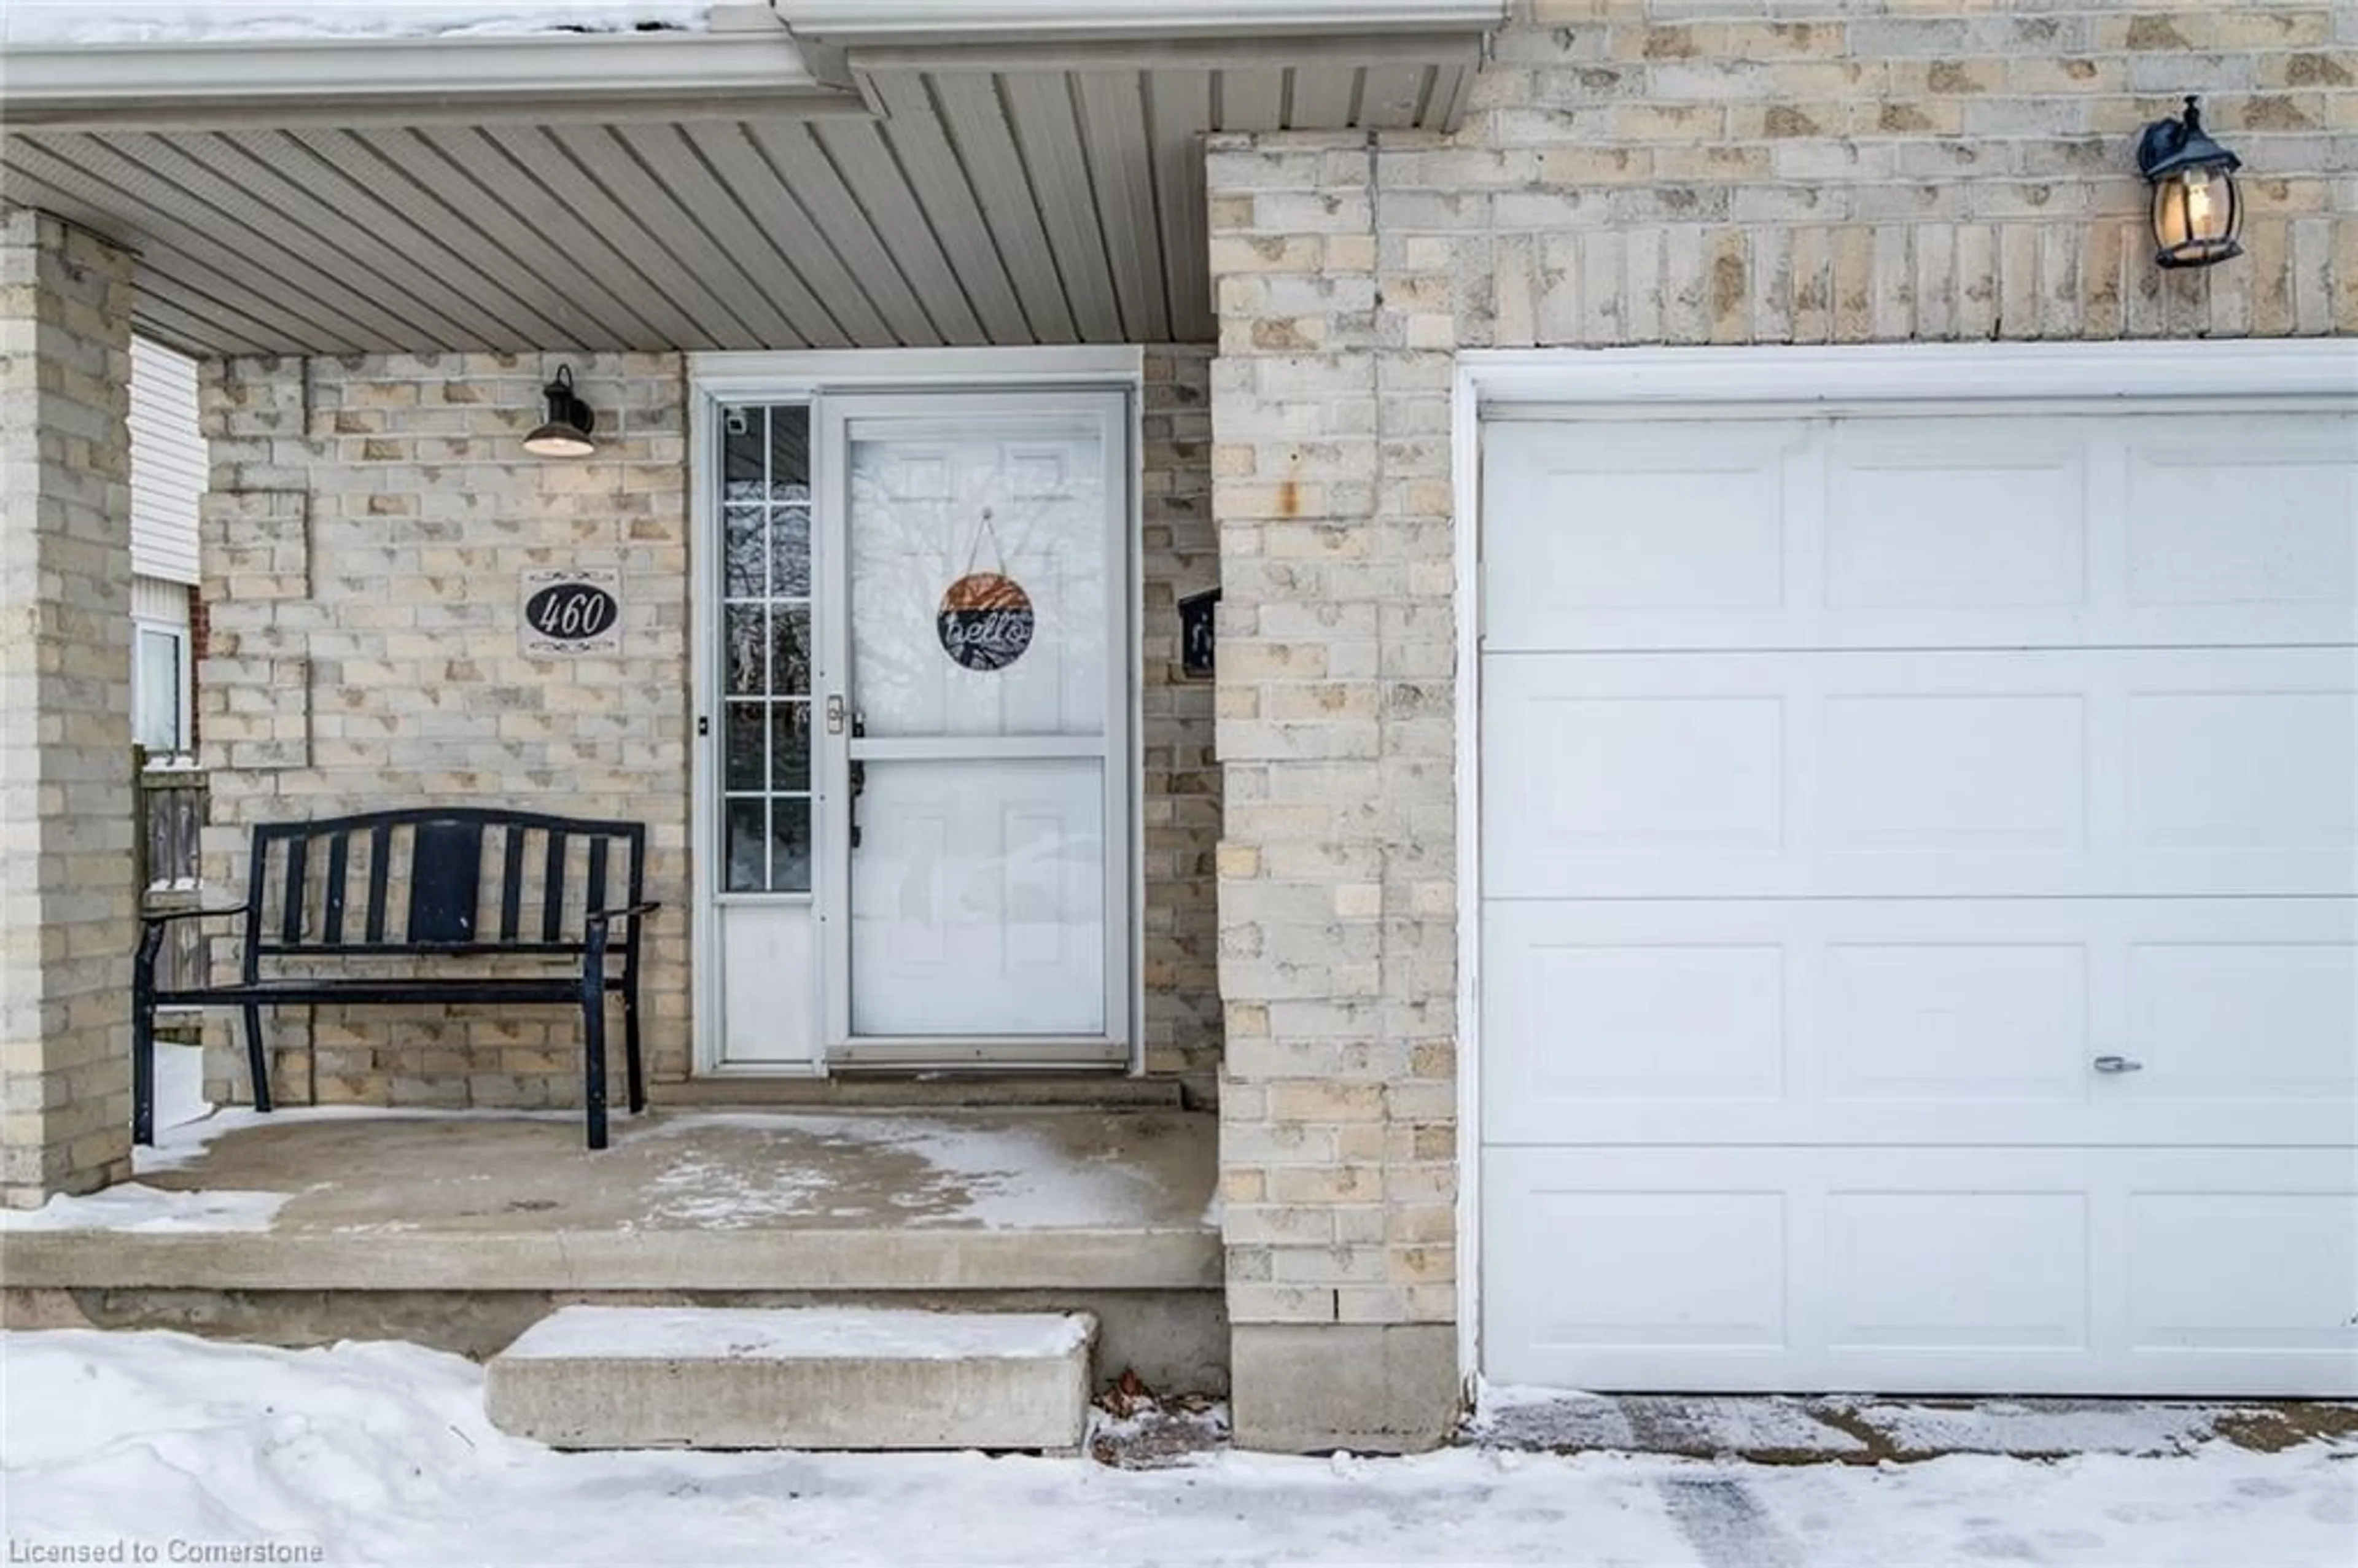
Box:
[1208,0,2358,1330]
[0,208,139,1205]
[196,349,1220,1107]
[197,352,693,1108]
[1142,347,1223,1095]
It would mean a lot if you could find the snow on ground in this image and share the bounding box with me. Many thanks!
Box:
[4,1331,2352,1567]
[2,1,711,45]
[1816,1396,2263,1461]
[1468,1384,1867,1458]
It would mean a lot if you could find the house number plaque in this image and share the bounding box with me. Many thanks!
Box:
[520,568,623,657]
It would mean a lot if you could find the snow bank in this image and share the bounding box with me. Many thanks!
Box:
[2,2,712,45]
[4,1330,2351,1568]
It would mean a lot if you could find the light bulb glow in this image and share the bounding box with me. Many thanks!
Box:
[2183,169,2214,231]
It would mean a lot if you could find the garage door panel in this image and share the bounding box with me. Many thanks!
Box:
[1823,691,2085,857]
[1484,1146,2358,1395]
[2131,941,2358,1106]
[1823,421,2092,612]
[1482,898,2355,1148]
[1826,1192,2092,1353]
[1479,419,1802,625]
[1488,1179,1792,1358]
[1483,410,2358,651]
[2127,1193,2358,1354]
[1484,648,2356,898]
[2124,424,2358,610]
[1823,941,2090,1109]
[2130,690,2354,853]
[1504,693,1786,858]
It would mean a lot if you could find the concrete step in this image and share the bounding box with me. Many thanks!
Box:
[484,1305,1097,1451]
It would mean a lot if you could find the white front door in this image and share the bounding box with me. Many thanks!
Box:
[818,392,1130,1067]
[1478,405,2358,1397]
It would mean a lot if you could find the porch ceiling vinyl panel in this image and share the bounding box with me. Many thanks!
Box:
[1,53,1479,356]
[787,118,987,347]
[734,119,927,347]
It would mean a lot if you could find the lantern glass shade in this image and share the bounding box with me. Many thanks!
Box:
[2136,97,2243,271]
[2150,161,2243,269]
[524,365,597,457]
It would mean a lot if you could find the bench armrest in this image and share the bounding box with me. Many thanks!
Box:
[140,905,248,927]
[585,901,662,928]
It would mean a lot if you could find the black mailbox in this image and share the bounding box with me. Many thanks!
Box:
[1179,587,1220,679]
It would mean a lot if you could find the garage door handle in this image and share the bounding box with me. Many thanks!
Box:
[2093,1055,2144,1074]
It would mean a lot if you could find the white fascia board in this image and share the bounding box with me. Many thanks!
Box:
[0,29,848,130]
[690,345,1144,397]
[1463,341,2358,411]
[779,0,1504,45]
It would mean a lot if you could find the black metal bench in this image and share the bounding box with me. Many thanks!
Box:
[133,807,660,1151]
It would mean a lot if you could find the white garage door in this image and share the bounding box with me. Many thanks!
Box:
[1479,404,2358,1396]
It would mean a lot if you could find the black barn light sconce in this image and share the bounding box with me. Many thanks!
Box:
[524,364,598,457]
[2136,96,2243,270]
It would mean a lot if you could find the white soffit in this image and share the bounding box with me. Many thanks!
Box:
[0,3,1496,355]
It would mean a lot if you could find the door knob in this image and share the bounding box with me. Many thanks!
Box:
[2092,1055,2144,1074]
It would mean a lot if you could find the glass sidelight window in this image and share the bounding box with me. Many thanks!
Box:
[719,404,815,894]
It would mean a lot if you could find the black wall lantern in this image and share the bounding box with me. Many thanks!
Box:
[2136,96,2243,270]
[523,364,598,457]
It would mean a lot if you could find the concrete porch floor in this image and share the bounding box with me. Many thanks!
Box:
[0,1106,1220,1294]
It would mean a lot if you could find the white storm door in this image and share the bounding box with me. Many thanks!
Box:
[816,392,1130,1066]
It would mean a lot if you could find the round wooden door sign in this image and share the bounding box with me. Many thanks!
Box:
[938,572,1034,672]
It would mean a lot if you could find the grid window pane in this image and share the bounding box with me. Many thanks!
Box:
[725,798,768,893]
[723,506,763,598]
[769,799,812,894]
[770,607,812,696]
[723,604,764,695]
[717,403,815,897]
[771,506,812,599]
[771,702,812,793]
[724,702,766,792]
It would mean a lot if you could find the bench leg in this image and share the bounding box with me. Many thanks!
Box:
[131,975,157,1149]
[131,920,171,1146]
[242,1003,274,1114]
[622,988,646,1116]
[582,988,609,1152]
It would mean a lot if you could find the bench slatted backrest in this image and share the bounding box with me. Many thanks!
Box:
[242,809,645,979]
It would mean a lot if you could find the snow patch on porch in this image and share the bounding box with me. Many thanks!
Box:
[628,1112,1176,1230]
[131,1103,576,1176]
[2,1,711,45]
[0,1182,287,1233]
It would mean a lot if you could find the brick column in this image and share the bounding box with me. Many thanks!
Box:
[1208,135,1460,1452]
[0,208,139,1206]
